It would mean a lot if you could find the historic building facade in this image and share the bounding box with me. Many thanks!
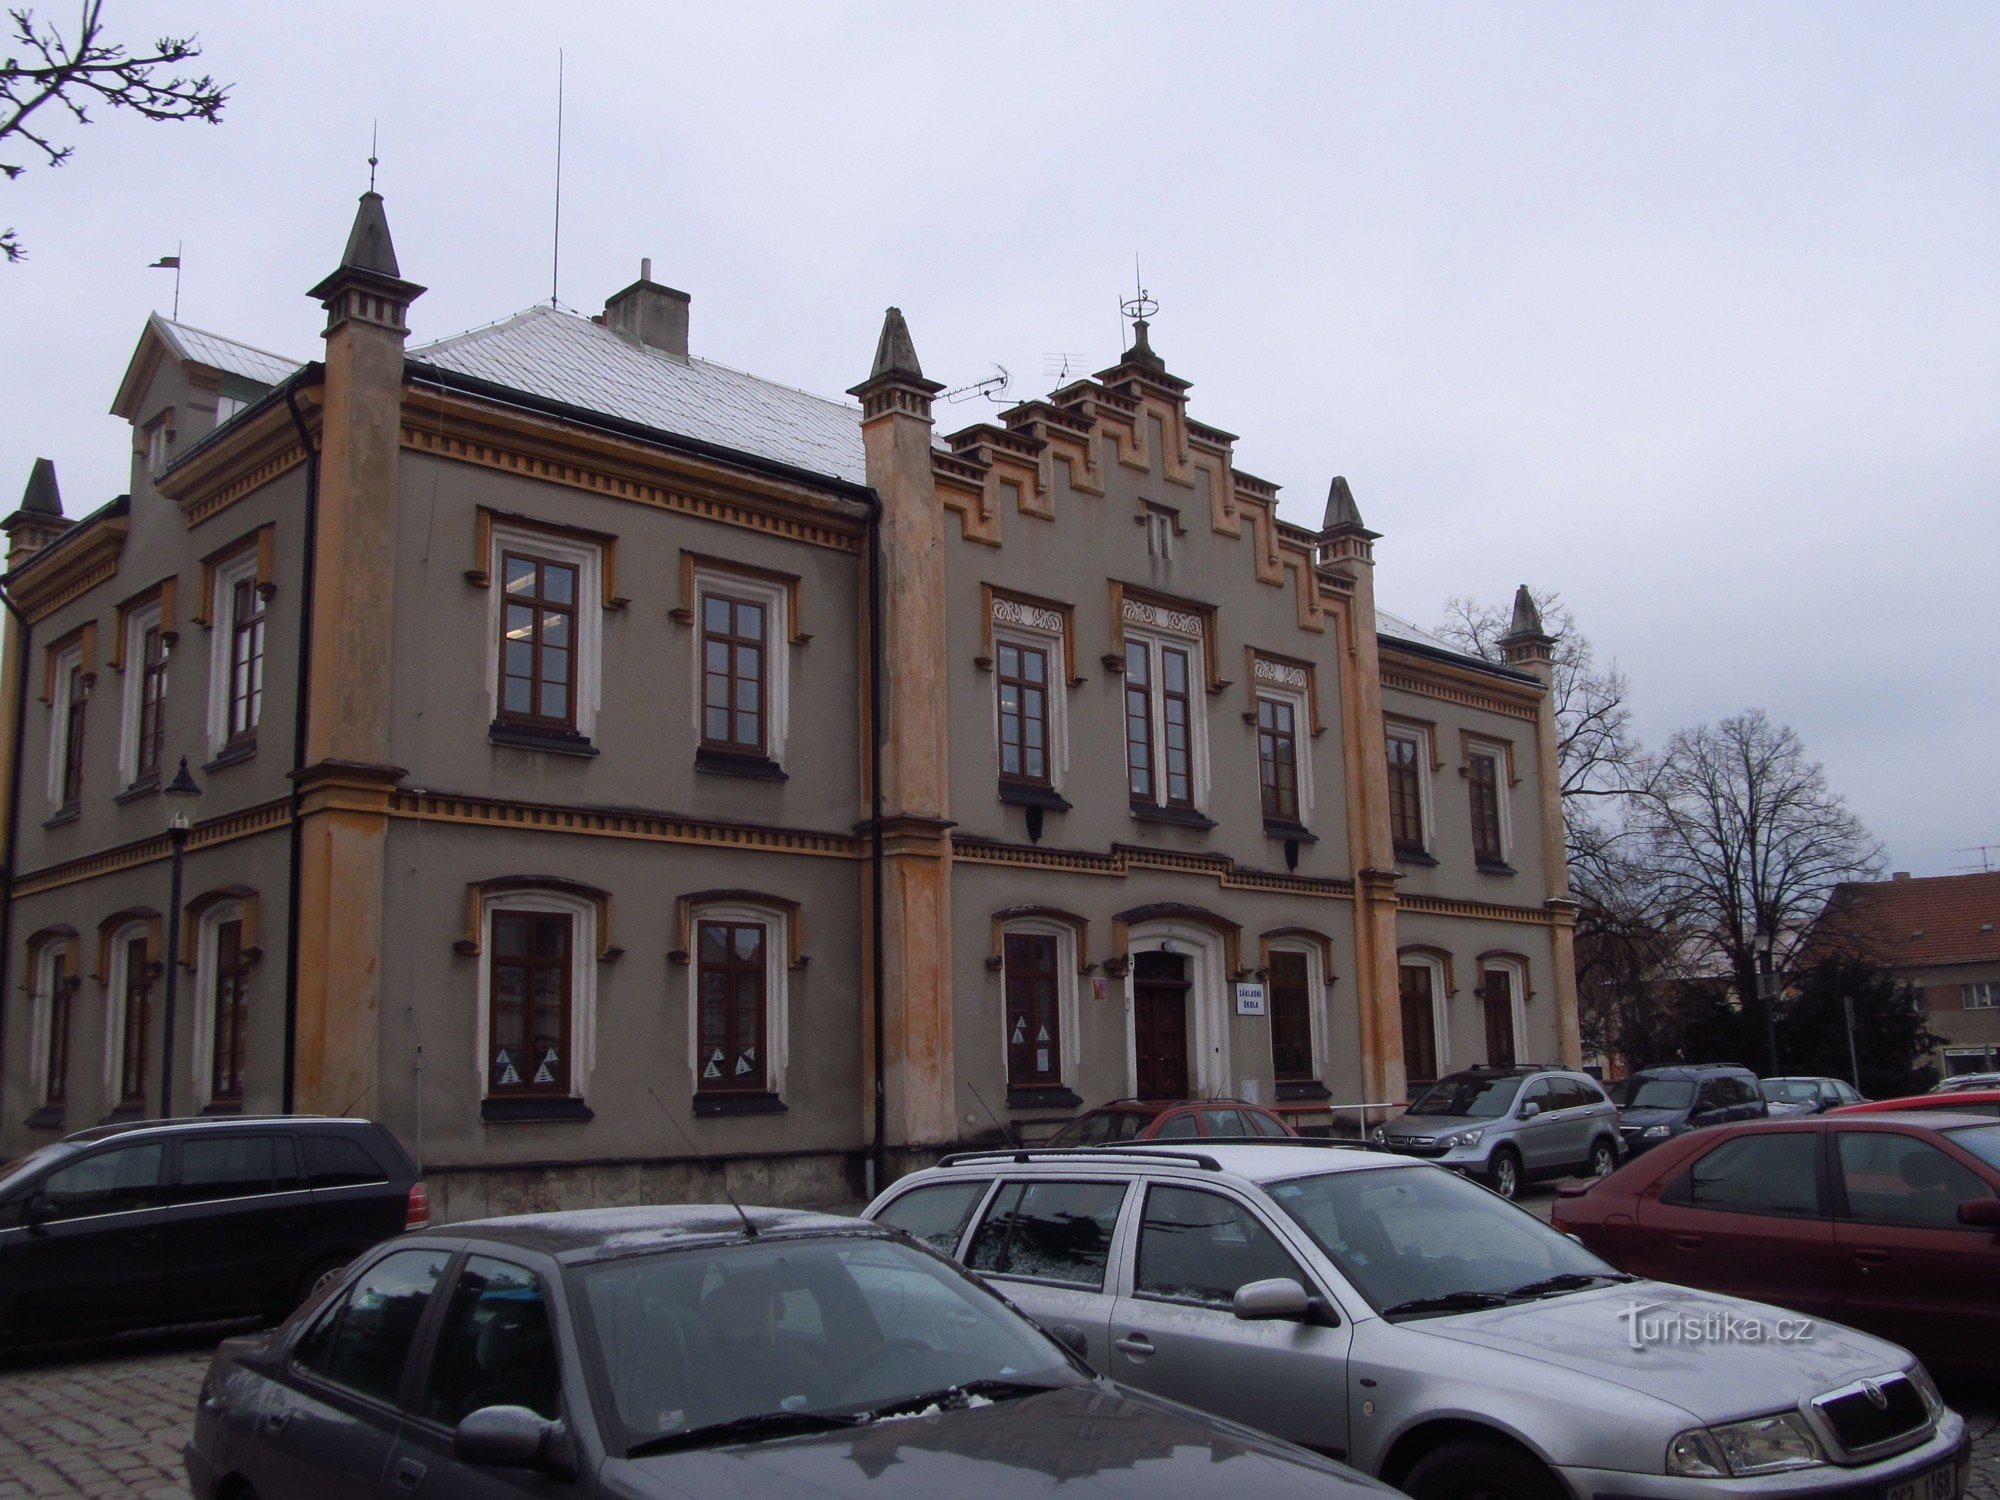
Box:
[0,193,1580,1215]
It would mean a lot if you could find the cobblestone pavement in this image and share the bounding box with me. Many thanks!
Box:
[0,1315,1992,1499]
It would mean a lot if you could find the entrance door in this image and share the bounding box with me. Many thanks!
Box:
[1133,951,1191,1099]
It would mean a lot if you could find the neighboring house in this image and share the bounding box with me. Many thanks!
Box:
[0,190,1579,1214]
[1816,871,2000,1079]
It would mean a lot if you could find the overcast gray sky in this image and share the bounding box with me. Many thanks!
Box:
[3,2,1993,876]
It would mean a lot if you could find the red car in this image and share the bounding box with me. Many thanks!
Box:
[1832,1089,2000,1118]
[1043,1098,1295,1146]
[1553,1112,2000,1378]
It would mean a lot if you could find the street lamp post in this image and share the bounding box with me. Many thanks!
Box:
[1754,931,1780,1077]
[158,757,203,1119]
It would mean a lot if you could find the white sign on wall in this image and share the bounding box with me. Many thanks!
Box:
[1234,982,1267,1016]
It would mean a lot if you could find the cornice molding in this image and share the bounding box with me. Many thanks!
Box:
[388,789,862,860]
[9,516,128,624]
[11,798,292,897]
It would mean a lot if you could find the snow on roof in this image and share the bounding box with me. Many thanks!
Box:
[157,316,299,387]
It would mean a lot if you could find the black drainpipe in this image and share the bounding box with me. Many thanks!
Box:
[281,376,324,1115]
[866,493,887,1195]
[0,589,33,1089]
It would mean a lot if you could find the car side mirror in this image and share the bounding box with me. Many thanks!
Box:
[23,1194,55,1234]
[1518,1101,1541,1119]
[455,1406,564,1473]
[1044,1322,1092,1363]
[1233,1277,1313,1321]
[1957,1198,2000,1229]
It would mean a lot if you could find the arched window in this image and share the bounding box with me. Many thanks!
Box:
[1477,955,1530,1068]
[25,929,80,1114]
[469,884,604,1111]
[996,915,1082,1104]
[680,896,795,1113]
[1397,948,1452,1089]
[187,892,259,1109]
[1261,933,1335,1096]
[102,920,156,1112]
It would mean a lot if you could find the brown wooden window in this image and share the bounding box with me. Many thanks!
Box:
[1160,646,1194,807]
[700,594,766,755]
[44,953,71,1106]
[209,920,251,1105]
[1387,735,1423,850]
[1469,752,1504,862]
[1257,696,1299,823]
[498,553,578,732]
[1399,964,1440,1087]
[1480,967,1517,1068]
[1004,933,1061,1087]
[60,660,88,810]
[1268,950,1314,1083]
[1124,641,1155,801]
[119,936,151,1108]
[697,921,766,1093]
[228,578,265,745]
[997,643,1050,786]
[137,625,169,782]
[489,912,571,1095]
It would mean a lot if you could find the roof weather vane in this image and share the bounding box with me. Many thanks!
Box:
[368,120,379,193]
[1121,255,1158,331]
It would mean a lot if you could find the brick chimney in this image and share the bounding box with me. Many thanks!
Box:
[603,258,690,358]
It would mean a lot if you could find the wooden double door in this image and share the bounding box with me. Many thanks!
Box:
[1133,951,1191,1099]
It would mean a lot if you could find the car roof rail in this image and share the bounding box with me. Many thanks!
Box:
[63,1112,333,1144]
[935,1146,1223,1171]
[1196,1135,1385,1151]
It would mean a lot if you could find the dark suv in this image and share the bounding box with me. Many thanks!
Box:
[1609,1063,1767,1155]
[0,1115,424,1345]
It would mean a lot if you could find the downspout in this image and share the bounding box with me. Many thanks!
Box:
[867,493,887,1196]
[0,590,32,1090]
[281,377,324,1115]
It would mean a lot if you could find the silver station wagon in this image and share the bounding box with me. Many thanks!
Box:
[866,1143,1970,1500]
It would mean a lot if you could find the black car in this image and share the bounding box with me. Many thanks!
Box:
[187,1205,1395,1500]
[0,1114,424,1345]
[1609,1062,1768,1154]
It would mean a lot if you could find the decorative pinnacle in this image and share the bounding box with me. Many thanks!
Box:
[19,457,62,517]
[870,306,924,381]
[1321,475,1365,533]
[1503,584,1550,641]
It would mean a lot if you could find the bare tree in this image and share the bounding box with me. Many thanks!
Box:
[1,2,228,261]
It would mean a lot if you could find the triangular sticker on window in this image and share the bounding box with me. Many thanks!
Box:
[497,1057,521,1087]
[703,1058,722,1080]
[533,1059,555,1085]
[1011,1020,1026,1044]
[1036,1026,1050,1042]
[735,1053,753,1075]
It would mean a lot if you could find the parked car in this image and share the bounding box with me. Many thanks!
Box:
[1761,1077,1866,1117]
[1833,1089,2000,1118]
[1929,1072,2000,1094]
[0,1114,424,1346]
[1044,1098,1295,1147]
[1553,1113,2000,1378]
[1370,1065,1621,1198]
[868,1142,1967,1500]
[186,1204,1393,1500]
[1609,1062,1767,1155]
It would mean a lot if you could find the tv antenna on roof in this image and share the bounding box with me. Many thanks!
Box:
[943,364,1010,404]
[1952,844,1999,873]
[549,49,566,308]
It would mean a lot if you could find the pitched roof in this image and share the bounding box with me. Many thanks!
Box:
[154,315,299,387]
[1818,872,2000,970]
[409,305,868,486]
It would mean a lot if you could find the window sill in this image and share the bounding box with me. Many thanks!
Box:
[488,722,599,757]
[1263,819,1319,844]
[693,1091,788,1117]
[1130,801,1217,831]
[1276,1079,1332,1102]
[97,1104,146,1125]
[1006,1086,1083,1111]
[1394,844,1439,867]
[204,739,257,773]
[42,805,79,830]
[1475,858,1519,877]
[115,776,161,804]
[23,1104,65,1131]
[695,747,788,781]
[999,782,1072,812]
[200,1100,243,1116]
[481,1096,595,1123]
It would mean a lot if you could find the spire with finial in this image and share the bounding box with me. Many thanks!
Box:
[1505,584,1546,640]
[307,178,424,337]
[1316,474,1380,573]
[1321,475,1365,534]
[1500,583,1556,672]
[3,457,72,566]
[850,306,943,418]
[870,306,924,382]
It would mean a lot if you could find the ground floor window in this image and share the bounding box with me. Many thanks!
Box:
[1267,950,1314,1083]
[1400,963,1440,1086]
[697,921,767,1092]
[1480,962,1524,1068]
[1004,932,1061,1088]
[209,920,252,1105]
[489,912,572,1095]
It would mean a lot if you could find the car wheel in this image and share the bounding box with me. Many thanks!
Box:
[1588,1138,1617,1177]
[293,1255,350,1312]
[1487,1148,1522,1201]
[1402,1439,1564,1500]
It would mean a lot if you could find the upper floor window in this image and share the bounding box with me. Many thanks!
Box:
[1964,983,1998,1010]
[214,393,249,426]
[1387,727,1430,854]
[686,562,793,769]
[498,553,579,733]
[50,646,88,813]
[1126,637,1196,808]
[119,601,169,789]
[1468,747,1507,865]
[700,593,766,756]
[1256,696,1299,824]
[143,416,172,477]
[206,544,266,759]
[998,642,1051,787]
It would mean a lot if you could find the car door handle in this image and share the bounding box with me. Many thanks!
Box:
[1672,1233,1704,1250]
[393,1457,426,1491]
[1854,1249,1890,1270]
[261,1409,291,1435]
[1114,1334,1156,1358]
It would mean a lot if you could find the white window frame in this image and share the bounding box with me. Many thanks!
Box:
[188,898,246,1106]
[1124,625,1211,812]
[1255,685,1314,824]
[118,601,165,790]
[998,918,1080,1090]
[473,889,599,1099]
[688,568,790,764]
[1124,920,1231,1099]
[1480,957,1530,1065]
[102,920,150,1103]
[46,644,85,809]
[1466,737,1514,863]
[487,524,605,742]
[991,622,1070,792]
[144,416,171,477]
[206,550,263,756]
[1386,723,1434,851]
[27,940,71,1105]
[1264,938,1329,1086]
[683,899,791,1098]
[214,393,249,426]
[1398,950,1451,1078]
[1962,983,1998,1010]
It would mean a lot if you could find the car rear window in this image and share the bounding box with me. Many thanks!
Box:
[1615,1078,1694,1110]
[1249,1110,1290,1139]
[966,1180,1126,1289]
[174,1134,302,1203]
[304,1134,390,1188]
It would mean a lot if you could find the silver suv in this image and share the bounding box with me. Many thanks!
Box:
[1372,1065,1621,1198]
[867,1143,1967,1500]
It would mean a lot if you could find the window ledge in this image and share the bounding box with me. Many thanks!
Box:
[23,1104,65,1131]
[1130,801,1218,831]
[481,1096,595,1124]
[1263,819,1319,844]
[115,776,161,804]
[42,805,80,830]
[1394,844,1439,867]
[1276,1079,1333,1102]
[204,739,257,773]
[695,747,788,782]
[488,722,600,757]
[200,1100,243,1116]
[97,1105,146,1125]
[1005,1086,1083,1111]
[1475,858,1519,876]
[693,1091,788,1117]
[999,782,1072,812]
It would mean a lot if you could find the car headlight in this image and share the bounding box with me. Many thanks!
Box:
[1667,1414,1824,1477]
[1908,1363,1948,1425]
[1443,1127,1484,1149]
[1642,1125,1672,1139]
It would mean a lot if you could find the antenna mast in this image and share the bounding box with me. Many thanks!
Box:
[550,49,565,307]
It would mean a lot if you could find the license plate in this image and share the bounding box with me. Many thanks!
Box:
[1883,1460,1960,1500]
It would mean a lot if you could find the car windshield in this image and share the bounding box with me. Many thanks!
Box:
[1945,1124,2000,1171]
[1612,1078,1695,1110]
[573,1235,1077,1454]
[1762,1080,1818,1103]
[1405,1076,1521,1119]
[0,1142,67,1198]
[1047,1110,1154,1147]
[1267,1165,1618,1319]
